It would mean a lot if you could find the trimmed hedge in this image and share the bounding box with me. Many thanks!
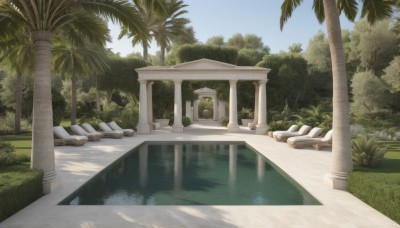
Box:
[0,164,43,222]
[176,44,238,64]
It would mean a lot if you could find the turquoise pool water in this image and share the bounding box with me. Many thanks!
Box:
[59,142,320,205]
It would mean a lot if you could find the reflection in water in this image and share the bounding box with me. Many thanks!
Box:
[59,142,320,206]
[228,144,237,185]
[139,145,148,188]
[174,144,183,190]
[257,154,265,182]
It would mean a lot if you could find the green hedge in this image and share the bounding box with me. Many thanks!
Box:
[349,171,400,224]
[176,44,238,64]
[0,164,43,222]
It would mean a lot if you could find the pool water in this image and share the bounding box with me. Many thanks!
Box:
[59,142,320,205]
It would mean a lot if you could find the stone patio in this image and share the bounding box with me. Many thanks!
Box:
[1,120,398,227]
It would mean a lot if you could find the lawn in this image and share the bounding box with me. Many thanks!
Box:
[349,142,400,225]
[0,133,32,162]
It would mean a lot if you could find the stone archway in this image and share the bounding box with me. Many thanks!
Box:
[135,58,270,135]
[192,87,221,121]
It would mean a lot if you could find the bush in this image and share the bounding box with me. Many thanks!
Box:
[220,117,229,127]
[182,117,191,127]
[352,136,387,168]
[0,165,43,222]
[0,141,18,166]
[176,44,238,64]
[268,121,291,131]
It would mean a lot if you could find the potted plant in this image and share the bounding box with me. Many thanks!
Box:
[155,111,171,127]
[240,108,254,127]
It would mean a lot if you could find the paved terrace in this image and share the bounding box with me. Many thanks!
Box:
[2,120,399,227]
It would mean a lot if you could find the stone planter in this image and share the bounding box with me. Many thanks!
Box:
[241,119,254,127]
[155,119,169,127]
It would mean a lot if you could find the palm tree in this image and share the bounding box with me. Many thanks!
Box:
[152,0,190,65]
[0,32,34,134]
[53,19,110,125]
[280,0,394,190]
[0,0,146,193]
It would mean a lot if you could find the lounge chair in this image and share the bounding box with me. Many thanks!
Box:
[287,130,332,149]
[53,126,88,146]
[82,123,123,139]
[287,127,323,148]
[108,121,135,136]
[274,125,311,142]
[98,122,124,138]
[71,124,103,141]
[271,125,299,138]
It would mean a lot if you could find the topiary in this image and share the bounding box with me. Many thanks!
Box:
[0,141,19,166]
[352,135,387,168]
[182,117,191,127]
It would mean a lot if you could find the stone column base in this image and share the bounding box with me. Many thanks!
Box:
[172,125,184,133]
[256,124,268,135]
[227,123,240,133]
[324,172,349,190]
[43,174,61,194]
[137,124,151,134]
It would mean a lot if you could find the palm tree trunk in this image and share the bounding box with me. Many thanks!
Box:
[160,45,165,66]
[95,74,101,112]
[323,0,352,190]
[143,43,148,61]
[71,73,77,125]
[14,69,22,134]
[31,30,56,194]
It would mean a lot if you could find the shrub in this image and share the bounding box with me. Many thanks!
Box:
[0,111,15,133]
[0,141,18,166]
[220,117,229,127]
[182,117,191,127]
[352,136,387,168]
[176,44,238,64]
[0,165,43,222]
[239,107,254,119]
[268,121,291,131]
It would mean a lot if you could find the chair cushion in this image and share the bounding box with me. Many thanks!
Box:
[322,130,333,142]
[287,125,299,132]
[298,125,311,135]
[99,122,113,132]
[81,123,96,133]
[53,126,70,139]
[71,125,88,136]
[108,121,122,130]
[307,127,323,138]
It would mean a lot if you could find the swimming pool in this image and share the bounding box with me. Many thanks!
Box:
[59,141,320,205]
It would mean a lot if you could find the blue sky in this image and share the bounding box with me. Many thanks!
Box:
[106,0,357,56]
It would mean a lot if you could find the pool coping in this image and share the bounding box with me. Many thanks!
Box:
[1,126,399,227]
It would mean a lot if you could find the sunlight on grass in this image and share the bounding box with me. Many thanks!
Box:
[0,133,32,162]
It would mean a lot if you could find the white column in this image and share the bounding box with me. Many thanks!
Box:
[137,79,150,134]
[147,81,154,125]
[228,80,240,132]
[229,144,237,184]
[139,144,148,188]
[212,95,218,121]
[185,100,192,121]
[250,82,259,130]
[218,100,226,122]
[193,100,199,121]
[172,80,184,133]
[256,80,268,135]
[174,144,183,190]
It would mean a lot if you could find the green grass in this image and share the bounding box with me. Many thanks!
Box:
[349,142,400,224]
[0,133,32,162]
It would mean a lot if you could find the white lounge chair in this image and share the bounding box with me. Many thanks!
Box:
[82,123,123,139]
[70,124,103,141]
[275,125,311,142]
[287,130,332,149]
[271,125,299,138]
[53,126,88,146]
[98,122,124,138]
[108,121,135,136]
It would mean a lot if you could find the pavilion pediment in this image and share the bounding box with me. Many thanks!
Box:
[173,58,236,69]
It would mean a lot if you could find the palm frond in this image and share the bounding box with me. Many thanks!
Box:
[361,0,395,24]
[336,0,358,21]
[312,0,325,23]
[280,0,303,30]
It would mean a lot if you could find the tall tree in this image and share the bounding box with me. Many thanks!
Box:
[0,32,34,134]
[206,35,225,46]
[53,35,110,125]
[0,0,146,193]
[280,0,395,190]
[152,0,190,65]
